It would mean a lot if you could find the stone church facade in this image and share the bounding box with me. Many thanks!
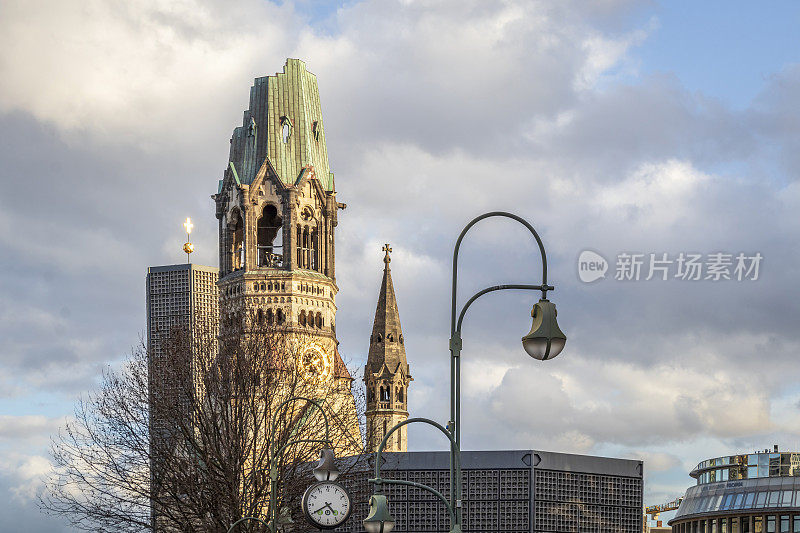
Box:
[212,58,411,456]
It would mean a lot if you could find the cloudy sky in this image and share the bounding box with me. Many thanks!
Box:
[2,0,800,529]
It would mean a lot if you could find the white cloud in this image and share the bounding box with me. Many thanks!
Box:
[2,2,800,528]
[0,415,63,440]
[0,0,299,148]
[0,454,51,503]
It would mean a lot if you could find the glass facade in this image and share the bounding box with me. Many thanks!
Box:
[693,453,800,485]
[672,450,800,533]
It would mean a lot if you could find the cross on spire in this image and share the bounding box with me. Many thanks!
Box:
[184,217,194,235]
[382,243,392,265]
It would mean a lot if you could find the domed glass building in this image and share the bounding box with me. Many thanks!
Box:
[670,447,800,532]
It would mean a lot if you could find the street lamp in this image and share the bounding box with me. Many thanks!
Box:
[232,396,334,533]
[367,211,566,533]
[363,494,396,533]
[522,299,566,360]
[312,448,340,481]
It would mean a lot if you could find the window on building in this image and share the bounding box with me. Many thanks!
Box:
[281,117,292,143]
[767,516,776,533]
[257,204,283,267]
[228,209,243,271]
[380,386,389,402]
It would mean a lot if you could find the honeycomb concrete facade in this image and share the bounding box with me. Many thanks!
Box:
[332,449,643,533]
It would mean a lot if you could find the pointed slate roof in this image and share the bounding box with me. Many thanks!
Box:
[365,245,410,378]
[227,58,334,191]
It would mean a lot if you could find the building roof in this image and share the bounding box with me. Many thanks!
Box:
[365,247,410,379]
[226,58,334,191]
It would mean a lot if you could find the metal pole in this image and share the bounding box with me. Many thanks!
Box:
[450,211,550,447]
[375,212,553,533]
[261,396,332,532]
[370,417,461,531]
[449,212,551,529]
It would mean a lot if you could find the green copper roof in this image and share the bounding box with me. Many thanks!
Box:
[227,58,334,191]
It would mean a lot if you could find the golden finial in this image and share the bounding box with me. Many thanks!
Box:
[183,217,194,263]
[382,243,392,266]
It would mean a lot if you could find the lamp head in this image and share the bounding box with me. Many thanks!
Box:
[522,299,566,360]
[363,494,395,533]
[312,448,340,482]
[275,507,294,529]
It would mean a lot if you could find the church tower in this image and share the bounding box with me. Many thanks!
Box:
[212,59,360,453]
[365,245,413,452]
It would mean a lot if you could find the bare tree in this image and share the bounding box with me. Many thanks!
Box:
[41,319,372,532]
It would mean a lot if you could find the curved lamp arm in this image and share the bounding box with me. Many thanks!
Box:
[455,284,551,334]
[227,516,271,533]
[448,212,554,450]
[369,417,461,527]
[451,211,550,335]
[269,396,331,459]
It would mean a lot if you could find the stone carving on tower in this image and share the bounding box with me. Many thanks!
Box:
[365,244,413,452]
[212,58,360,456]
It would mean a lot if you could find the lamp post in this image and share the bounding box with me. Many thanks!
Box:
[366,211,567,533]
[231,395,336,533]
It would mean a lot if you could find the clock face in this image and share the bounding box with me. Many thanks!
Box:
[302,481,352,529]
[300,344,333,381]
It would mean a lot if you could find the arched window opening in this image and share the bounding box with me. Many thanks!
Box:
[368,388,375,402]
[376,333,382,343]
[296,225,302,267]
[398,387,404,402]
[228,209,243,272]
[399,334,404,344]
[299,310,307,327]
[315,313,323,328]
[257,204,283,267]
[266,308,274,325]
[260,282,266,291]
[310,227,319,271]
[380,386,390,402]
[276,309,285,324]
[303,227,310,269]
[256,309,264,325]
[281,117,292,143]
[388,333,394,342]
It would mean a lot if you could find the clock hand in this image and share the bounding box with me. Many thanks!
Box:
[311,502,335,515]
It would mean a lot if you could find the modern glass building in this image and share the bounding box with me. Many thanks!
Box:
[670,447,800,532]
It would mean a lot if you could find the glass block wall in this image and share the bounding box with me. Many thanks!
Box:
[330,450,642,533]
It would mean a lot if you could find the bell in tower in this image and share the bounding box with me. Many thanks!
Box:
[364,244,413,453]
